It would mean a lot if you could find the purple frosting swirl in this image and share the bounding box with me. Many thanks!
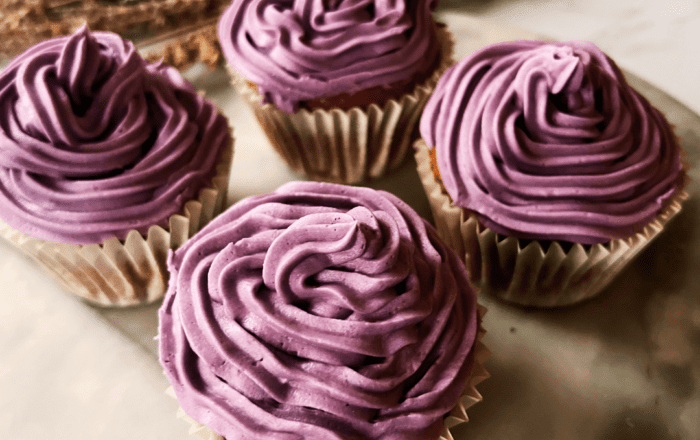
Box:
[420,40,684,245]
[0,25,230,244]
[159,181,479,440]
[218,0,440,113]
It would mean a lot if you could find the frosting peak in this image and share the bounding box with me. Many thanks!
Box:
[0,26,230,244]
[218,0,440,113]
[159,181,479,440]
[420,40,684,244]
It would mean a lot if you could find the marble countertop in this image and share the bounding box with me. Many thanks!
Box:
[2,1,700,439]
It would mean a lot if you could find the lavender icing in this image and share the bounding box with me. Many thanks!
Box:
[159,181,479,440]
[218,0,440,113]
[420,40,685,245]
[0,25,230,245]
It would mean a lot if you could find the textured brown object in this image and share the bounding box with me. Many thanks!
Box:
[0,0,228,70]
[143,21,221,70]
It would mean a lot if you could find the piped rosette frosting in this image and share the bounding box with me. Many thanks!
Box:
[0,25,230,245]
[159,181,480,440]
[420,40,685,245]
[218,0,441,113]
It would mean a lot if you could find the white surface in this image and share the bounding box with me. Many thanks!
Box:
[2,2,700,439]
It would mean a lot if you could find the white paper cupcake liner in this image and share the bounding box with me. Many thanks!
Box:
[0,136,233,307]
[168,305,489,440]
[228,26,454,184]
[414,138,689,308]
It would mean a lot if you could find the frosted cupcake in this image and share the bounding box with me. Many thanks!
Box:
[159,181,488,440]
[415,40,687,307]
[218,0,453,183]
[0,25,233,307]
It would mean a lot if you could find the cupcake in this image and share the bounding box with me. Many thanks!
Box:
[159,181,488,440]
[218,0,454,184]
[0,25,233,307]
[415,40,687,307]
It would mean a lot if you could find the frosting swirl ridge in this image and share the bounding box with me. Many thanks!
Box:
[0,25,230,244]
[159,181,478,440]
[218,0,440,113]
[420,40,684,244]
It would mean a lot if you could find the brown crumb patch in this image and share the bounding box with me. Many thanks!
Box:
[428,144,445,188]
[144,22,221,70]
[0,0,229,70]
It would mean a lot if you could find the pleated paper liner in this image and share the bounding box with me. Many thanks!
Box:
[440,305,490,440]
[0,137,233,308]
[415,138,689,308]
[228,26,455,184]
[167,305,489,440]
